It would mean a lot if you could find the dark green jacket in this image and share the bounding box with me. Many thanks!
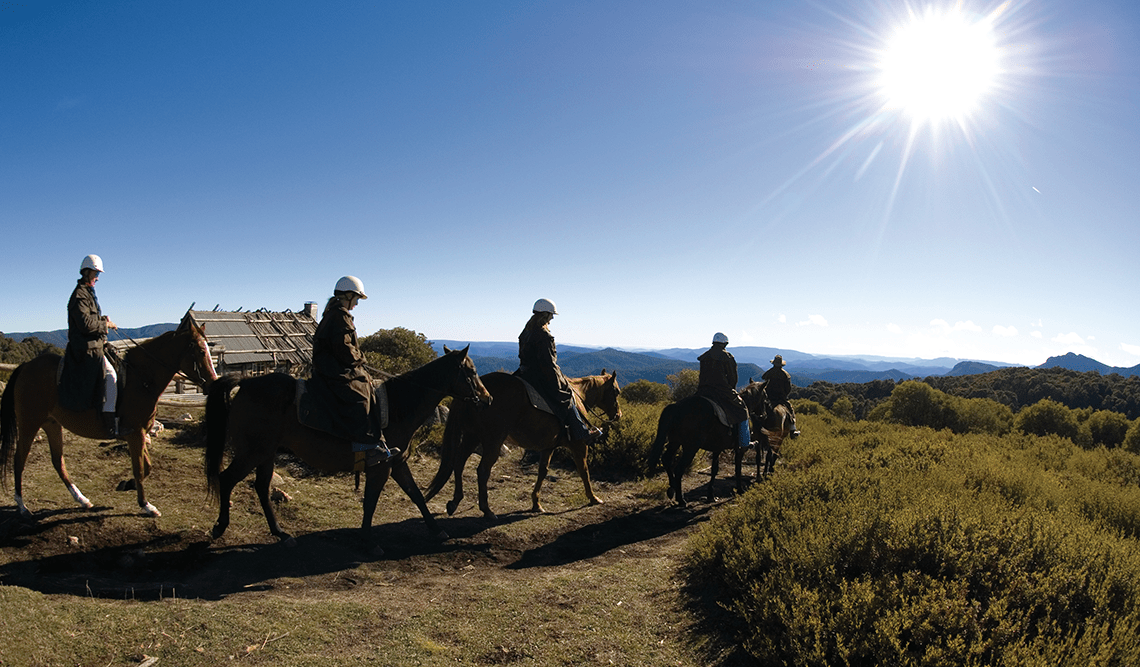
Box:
[516,316,575,422]
[304,301,377,442]
[59,280,107,411]
[696,344,749,424]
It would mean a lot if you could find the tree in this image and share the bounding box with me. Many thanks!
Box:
[1086,410,1131,448]
[358,327,436,376]
[1015,399,1080,441]
[1124,419,1140,455]
[666,368,699,402]
[0,334,62,365]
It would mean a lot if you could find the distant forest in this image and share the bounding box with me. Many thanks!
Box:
[0,333,62,366]
[792,366,1140,421]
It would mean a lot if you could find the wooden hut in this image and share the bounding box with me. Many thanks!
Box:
[186,303,319,377]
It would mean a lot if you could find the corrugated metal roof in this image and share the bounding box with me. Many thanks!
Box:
[188,309,316,369]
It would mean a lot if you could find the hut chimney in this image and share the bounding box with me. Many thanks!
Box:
[303,301,319,319]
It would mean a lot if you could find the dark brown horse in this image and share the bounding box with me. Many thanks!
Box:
[205,346,491,553]
[646,382,770,507]
[423,370,621,520]
[741,379,793,478]
[1,315,218,518]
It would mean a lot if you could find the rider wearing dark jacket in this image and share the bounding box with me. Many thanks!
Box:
[696,333,752,449]
[516,298,599,443]
[307,276,396,466]
[762,354,799,435]
[60,254,120,437]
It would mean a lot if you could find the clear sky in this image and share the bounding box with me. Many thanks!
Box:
[3,0,1138,367]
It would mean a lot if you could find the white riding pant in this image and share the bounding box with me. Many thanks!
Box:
[102,356,117,413]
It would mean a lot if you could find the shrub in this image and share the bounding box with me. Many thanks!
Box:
[873,381,1012,435]
[683,417,1140,666]
[831,395,855,421]
[621,379,671,405]
[587,399,662,478]
[666,368,699,402]
[1086,409,1132,448]
[1126,419,1140,455]
[359,326,436,375]
[1015,399,1080,441]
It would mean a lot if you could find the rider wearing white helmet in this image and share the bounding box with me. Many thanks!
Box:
[307,275,397,467]
[517,298,601,443]
[61,254,121,437]
[697,332,753,450]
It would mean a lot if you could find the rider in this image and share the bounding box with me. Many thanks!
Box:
[761,354,799,437]
[696,333,753,450]
[516,298,601,444]
[64,254,120,438]
[309,276,397,468]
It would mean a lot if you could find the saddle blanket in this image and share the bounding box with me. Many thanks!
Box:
[295,378,389,431]
[516,376,555,415]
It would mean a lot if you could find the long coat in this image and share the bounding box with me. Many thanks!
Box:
[303,301,377,443]
[58,280,108,411]
[696,344,749,424]
[761,366,792,404]
[515,316,576,423]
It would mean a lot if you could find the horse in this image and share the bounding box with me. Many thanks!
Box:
[423,370,621,520]
[741,379,793,478]
[646,383,769,507]
[204,345,492,554]
[0,314,218,518]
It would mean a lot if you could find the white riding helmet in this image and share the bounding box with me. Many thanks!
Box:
[80,254,104,273]
[712,332,729,344]
[532,298,557,314]
[334,275,368,299]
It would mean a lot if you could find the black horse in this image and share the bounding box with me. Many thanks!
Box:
[204,346,492,554]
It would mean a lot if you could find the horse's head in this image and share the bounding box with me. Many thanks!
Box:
[576,368,622,422]
[740,379,770,417]
[599,369,622,422]
[176,313,219,390]
[443,344,492,406]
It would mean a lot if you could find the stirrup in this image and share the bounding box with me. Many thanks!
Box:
[353,446,400,471]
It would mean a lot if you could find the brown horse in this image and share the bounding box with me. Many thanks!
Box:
[423,370,621,520]
[0,314,217,518]
[205,346,492,553]
[741,379,793,478]
[646,383,769,507]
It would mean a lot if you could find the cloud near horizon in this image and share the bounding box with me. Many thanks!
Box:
[1052,332,1085,345]
[1121,342,1140,357]
[797,315,828,327]
[993,325,1018,337]
[931,319,982,333]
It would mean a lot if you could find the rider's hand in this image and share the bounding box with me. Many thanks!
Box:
[105,317,117,330]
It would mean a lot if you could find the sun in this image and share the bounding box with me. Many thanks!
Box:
[878,8,1000,125]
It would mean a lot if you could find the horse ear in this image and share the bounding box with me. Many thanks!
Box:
[443,344,453,354]
[461,344,470,356]
[601,367,607,375]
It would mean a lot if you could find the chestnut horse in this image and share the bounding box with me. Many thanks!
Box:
[0,314,218,518]
[741,379,794,478]
[423,370,621,520]
[205,346,491,554]
[646,381,771,507]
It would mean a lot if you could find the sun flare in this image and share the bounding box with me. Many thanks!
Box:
[878,8,1000,124]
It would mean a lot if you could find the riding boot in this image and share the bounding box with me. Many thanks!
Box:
[736,421,753,450]
[101,412,121,440]
[352,439,400,471]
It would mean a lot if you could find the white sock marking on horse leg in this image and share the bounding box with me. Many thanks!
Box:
[15,494,29,517]
[68,484,93,509]
[142,502,161,517]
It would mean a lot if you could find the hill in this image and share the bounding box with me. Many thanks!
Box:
[4,323,177,348]
[1037,352,1140,377]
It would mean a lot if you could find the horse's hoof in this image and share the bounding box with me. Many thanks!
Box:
[588,497,604,506]
[666,487,675,499]
[141,503,161,517]
[446,500,459,516]
[482,511,498,521]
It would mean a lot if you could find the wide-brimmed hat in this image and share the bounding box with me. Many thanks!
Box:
[771,355,785,366]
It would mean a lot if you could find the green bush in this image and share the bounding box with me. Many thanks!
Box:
[587,398,662,478]
[873,381,1012,435]
[1126,420,1140,454]
[1086,409,1132,448]
[683,415,1140,666]
[666,368,699,402]
[1015,399,1081,441]
[621,379,671,405]
[359,326,436,375]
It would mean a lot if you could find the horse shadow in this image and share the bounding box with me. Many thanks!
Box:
[506,504,714,570]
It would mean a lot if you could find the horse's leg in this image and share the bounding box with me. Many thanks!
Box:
[661,439,679,500]
[475,436,502,520]
[674,444,701,508]
[529,448,555,513]
[44,420,93,511]
[210,445,263,539]
[12,422,42,518]
[446,432,475,516]
[254,460,292,543]
[127,430,160,517]
[360,465,392,556]
[734,447,745,495]
[389,459,448,541]
[566,441,603,507]
[707,447,720,503]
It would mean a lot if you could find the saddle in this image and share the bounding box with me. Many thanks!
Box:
[515,376,556,416]
[698,396,733,428]
[295,378,389,433]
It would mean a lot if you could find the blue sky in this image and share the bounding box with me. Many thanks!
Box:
[3,0,1138,367]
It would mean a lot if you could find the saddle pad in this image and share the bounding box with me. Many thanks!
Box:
[295,379,388,430]
[516,377,555,415]
[56,355,126,413]
[700,396,732,428]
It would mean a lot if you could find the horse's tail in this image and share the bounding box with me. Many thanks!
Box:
[646,402,677,471]
[205,374,240,502]
[0,364,24,485]
[423,399,465,502]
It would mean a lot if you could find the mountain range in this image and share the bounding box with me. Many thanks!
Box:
[5,326,1138,385]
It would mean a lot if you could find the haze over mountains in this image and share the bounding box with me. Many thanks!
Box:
[5,326,1138,384]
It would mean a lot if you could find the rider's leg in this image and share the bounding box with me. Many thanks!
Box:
[567,404,601,442]
[101,357,120,438]
[737,419,753,450]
